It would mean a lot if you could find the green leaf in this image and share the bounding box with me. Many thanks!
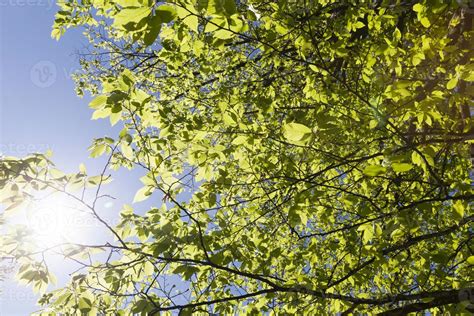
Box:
[176,5,199,32]
[115,0,142,7]
[393,28,401,42]
[453,200,464,220]
[173,265,200,280]
[213,29,234,40]
[184,15,199,32]
[54,293,72,306]
[222,0,237,15]
[110,111,122,126]
[223,112,237,126]
[89,95,107,110]
[363,165,386,176]
[283,122,312,142]
[353,21,365,29]
[288,207,302,226]
[87,175,103,186]
[467,256,474,265]
[132,299,153,313]
[446,77,458,90]
[391,228,404,241]
[90,144,107,158]
[178,308,194,316]
[133,186,155,203]
[411,151,424,166]
[204,17,226,33]
[120,69,135,88]
[204,0,237,16]
[413,3,424,12]
[78,297,92,313]
[92,107,111,120]
[79,163,87,174]
[51,28,62,40]
[420,17,430,28]
[358,224,374,243]
[143,15,162,46]
[232,135,247,145]
[369,119,378,129]
[392,163,413,173]
[113,7,151,30]
[156,5,177,23]
[143,261,154,275]
[120,204,134,217]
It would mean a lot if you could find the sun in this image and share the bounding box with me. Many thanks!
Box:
[25,193,86,248]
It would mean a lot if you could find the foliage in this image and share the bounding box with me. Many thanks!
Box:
[1,0,474,314]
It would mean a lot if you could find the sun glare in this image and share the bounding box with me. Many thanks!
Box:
[25,194,87,248]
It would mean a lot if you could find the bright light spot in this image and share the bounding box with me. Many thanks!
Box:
[25,194,90,248]
[104,201,114,209]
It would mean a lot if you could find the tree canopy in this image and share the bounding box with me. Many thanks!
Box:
[1,0,473,314]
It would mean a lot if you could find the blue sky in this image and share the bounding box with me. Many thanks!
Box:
[0,3,106,165]
[0,3,154,315]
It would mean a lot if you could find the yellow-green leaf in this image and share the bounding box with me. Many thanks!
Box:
[446,77,458,90]
[392,163,413,173]
[467,256,474,265]
[133,186,155,203]
[420,17,430,28]
[283,123,312,142]
[453,200,465,220]
[363,165,386,177]
[89,95,107,110]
